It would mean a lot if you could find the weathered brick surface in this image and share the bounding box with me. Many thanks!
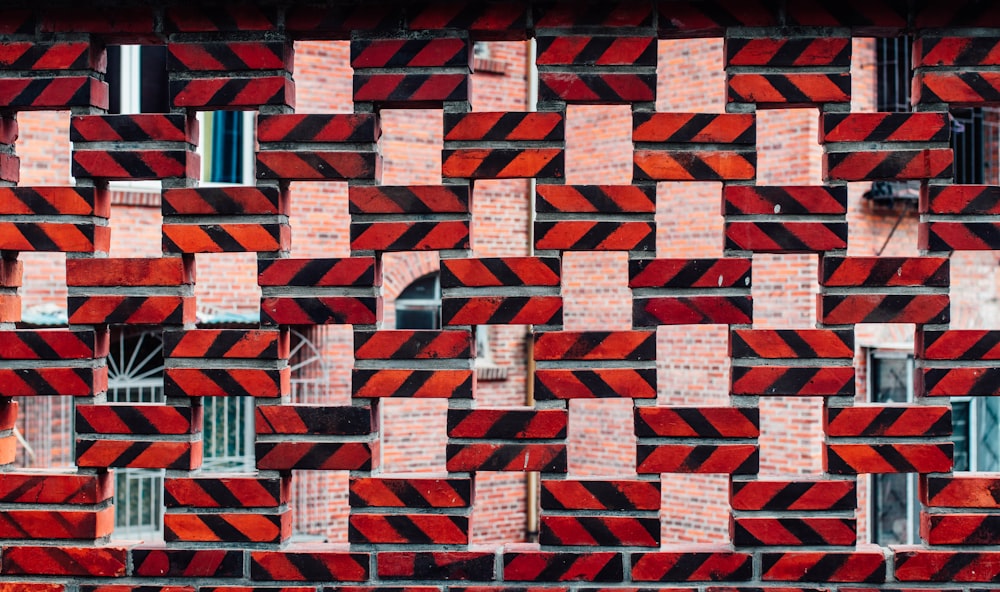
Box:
[3,1,999,590]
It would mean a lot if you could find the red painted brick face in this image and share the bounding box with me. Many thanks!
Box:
[3,1,1000,589]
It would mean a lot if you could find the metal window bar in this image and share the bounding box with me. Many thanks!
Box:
[951,108,985,184]
[876,37,912,113]
[202,396,255,472]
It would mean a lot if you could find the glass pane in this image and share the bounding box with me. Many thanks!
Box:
[979,397,1000,471]
[209,111,244,183]
[872,473,911,544]
[872,356,909,403]
[952,400,971,471]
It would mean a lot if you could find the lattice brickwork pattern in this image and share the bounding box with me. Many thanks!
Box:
[1,0,1000,587]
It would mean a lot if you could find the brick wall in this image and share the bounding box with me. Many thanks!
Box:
[2,0,1000,588]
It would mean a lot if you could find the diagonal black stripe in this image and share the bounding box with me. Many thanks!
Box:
[17,187,61,216]
[202,329,248,358]
[196,480,248,509]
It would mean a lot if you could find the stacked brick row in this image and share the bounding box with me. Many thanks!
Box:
[3,0,1000,589]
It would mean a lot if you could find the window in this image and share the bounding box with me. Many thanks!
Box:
[105,45,255,186]
[106,328,253,540]
[869,38,986,201]
[868,349,1000,544]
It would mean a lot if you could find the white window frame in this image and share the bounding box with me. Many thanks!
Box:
[867,348,918,545]
[106,45,255,191]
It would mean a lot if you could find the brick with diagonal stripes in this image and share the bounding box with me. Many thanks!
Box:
[72,150,198,181]
[443,148,563,179]
[164,4,278,32]
[446,443,566,472]
[538,72,655,103]
[351,220,470,252]
[636,444,758,474]
[921,513,1000,544]
[163,328,285,359]
[729,73,851,104]
[503,552,623,582]
[162,186,282,215]
[922,475,1000,508]
[258,257,375,287]
[630,551,752,582]
[256,441,372,471]
[355,330,472,359]
[349,478,471,508]
[534,330,655,361]
[819,294,950,325]
[354,73,468,104]
[633,113,755,144]
[822,256,949,287]
[535,221,655,251]
[0,472,112,504]
[377,551,494,581]
[922,221,1000,250]
[351,38,468,68]
[536,184,655,213]
[635,407,758,438]
[630,258,751,288]
[352,369,473,398]
[260,549,374,583]
[731,366,855,396]
[170,76,293,108]
[0,507,113,539]
[536,36,656,66]
[634,296,752,326]
[167,41,290,71]
[731,329,853,359]
[784,1,906,28]
[826,405,951,437]
[165,512,291,544]
[921,366,1000,396]
[0,329,106,360]
[163,222,288,253]
[406,2,527,37]
[442,257,560,287]
[0,367,105,397]
[724,185,847,215]
[443,111,563,143]
[76,404,194,435]
[70,114,194,143]
[349,514,468,545]
[0,186,106,216]
[894,549,1000,582]
[256,151,377,181]
[349,185,469,214]
[533,368,656,399]
[726,37,851,67]
[256,405,372,435]
[165,476,286,508]
[0,222,110,253]
[733,517,857,546]
[257,113,377,143]
[822,112,949,143]
[447,408,567,439]
[68,295,195,325]
[916,36,1000,66]
[915,72,1000,105]
[1,546,127,577]
[725,222,847,253]
[730,479,857,511]
[285,4,394,35]
[921,329,1000,360]
[75,440,200,470]
[825,443,953,474]
[443,297,562,326]
[133,549,243,577]
[0,77,108,110]
[261,297,378,325]
[540,515,659,547]
[0,41,100,71]
[824,149,953,181]
[761,550,886,582]
[164,367,288,398]
[535,1,651,27]
[541,479,660,511]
